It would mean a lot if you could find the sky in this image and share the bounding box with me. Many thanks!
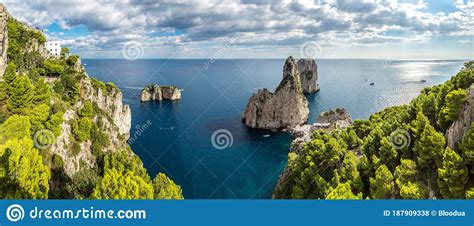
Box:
[1,0,473,59]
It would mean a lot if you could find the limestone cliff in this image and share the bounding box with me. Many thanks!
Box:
[297,59,319,93]
[0,4,9,77]
[50,58,132,176]
[446,84,474,149]
[243,56,309,130]
[141,84,181,101]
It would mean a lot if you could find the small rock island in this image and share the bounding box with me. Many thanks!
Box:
[141,84,182,101]
[242,56,312,130]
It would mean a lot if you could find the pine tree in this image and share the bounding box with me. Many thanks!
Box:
[340,151,363,193]
[379,137,398,170]
[92,168,153,199]
[72,117,92,142]
[28,104,50,133]
[92,151,155,199]
[153,173,184,199]
[411,111,429,139]
[45,111,64,137]
[438,89,467,131]
[33,78,51,106]
[326,182,362,199]
[370,164,394,199]
[413,122,445,168]
[0,137,50,199]
[3,62,17,85]
[466,187,474,199]
[7,76,34,115]
[78,101,93,117]
[0,115,31,144]
[437,147,468,198]
[394,159,427,199]
[0,82,8,122]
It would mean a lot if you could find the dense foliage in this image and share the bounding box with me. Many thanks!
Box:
[0,16,182,199]
[275,61,474,199]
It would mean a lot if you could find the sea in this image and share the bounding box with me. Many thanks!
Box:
[82,58,466,199]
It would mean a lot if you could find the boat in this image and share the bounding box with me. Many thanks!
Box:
[420,79,427,83]
[263,134,270,138]
[369,82,375,85]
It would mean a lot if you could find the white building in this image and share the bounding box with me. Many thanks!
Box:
[45,40,61,56]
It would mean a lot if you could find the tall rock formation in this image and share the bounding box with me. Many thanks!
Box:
[446,84,474,149]
[243,56,309,130]
[297,58,319,93]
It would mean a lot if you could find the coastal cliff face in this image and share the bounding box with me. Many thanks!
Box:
[446,84,474,149]
[50,59,132,176]
[0,4,9,77]
[82,78,131,138]
[243,56,309,130]
[141,84,181,101]
[297,59,319,93]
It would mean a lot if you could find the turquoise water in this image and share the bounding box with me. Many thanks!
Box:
[83,59,466,198]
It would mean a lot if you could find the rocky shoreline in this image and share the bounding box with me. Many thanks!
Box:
[274,108,354,198]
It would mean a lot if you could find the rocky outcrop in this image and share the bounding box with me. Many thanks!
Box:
[81,78,132,139]
[50,72,132,177]
[141,84,181,101]
[297,59,319,93]
[316,108,353,129]
[273,108,353,198]
[50,110,95,175]
[446,84,474,149]
[243,56,309,130]
[288,108,353,153]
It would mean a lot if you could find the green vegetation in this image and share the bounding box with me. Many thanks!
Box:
[0,116,50,199]
[92,151,183,199]
[43,59,65,77]
[7,19,46,73]
[90,78,119,96]
[275,61,474,199]
[0,14,182,200]
[153,173,184,199]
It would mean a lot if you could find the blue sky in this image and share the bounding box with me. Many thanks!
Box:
[2,0,473,59]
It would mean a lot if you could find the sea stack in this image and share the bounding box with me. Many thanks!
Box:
[242,56,309,130]
[141,84,181,101]
[297,58,319,93]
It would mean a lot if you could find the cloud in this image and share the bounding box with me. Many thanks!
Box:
[1,0,472,58]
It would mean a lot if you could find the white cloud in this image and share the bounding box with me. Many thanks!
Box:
[1,0,472,58]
